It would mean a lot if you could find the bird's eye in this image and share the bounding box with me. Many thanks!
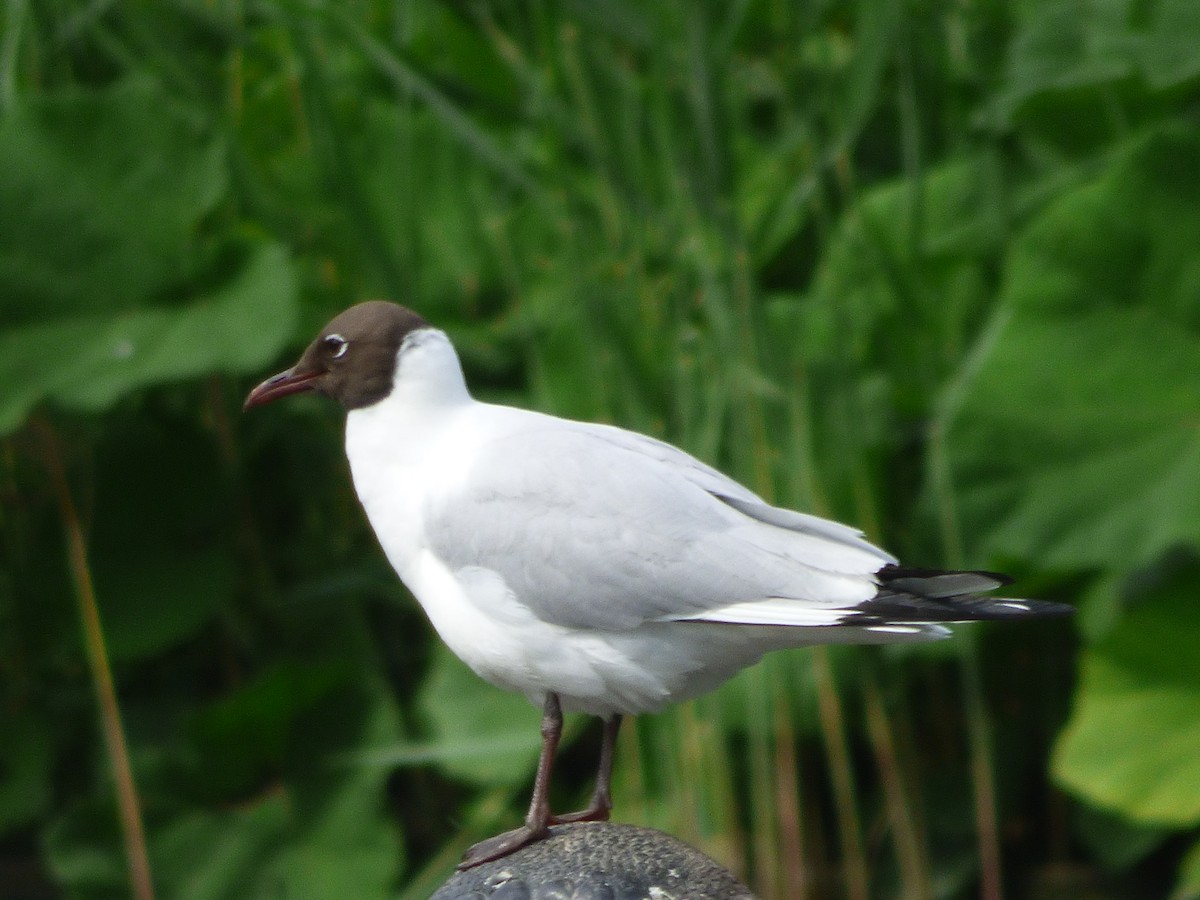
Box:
[324,334,348,359]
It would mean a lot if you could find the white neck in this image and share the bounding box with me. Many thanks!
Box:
[343,328,479,579]
[383,328,471,412]
[344,328,474,482]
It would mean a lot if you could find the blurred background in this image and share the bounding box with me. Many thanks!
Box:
[2,1,1200,898]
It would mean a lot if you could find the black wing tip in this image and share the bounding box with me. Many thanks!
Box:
[877,564,1015,588]
[859,564,1074,624]
[843,596,1076,626]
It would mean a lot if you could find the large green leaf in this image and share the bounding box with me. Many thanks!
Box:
[804,156,1002,373]
[941,123,1200,571]
[1140,0,1200,89]
[776,156,1009,524]
[996,0,1137,121]
[1052,574,1200,825]
[0,240,298,435]
[994,0,1200,151]
[186,662,351,799]
[0,78,225,322]
[0,75,300,435]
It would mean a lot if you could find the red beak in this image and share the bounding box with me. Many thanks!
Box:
[243,367,324,410]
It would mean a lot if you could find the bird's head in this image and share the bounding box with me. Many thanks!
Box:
[244,301,429,412]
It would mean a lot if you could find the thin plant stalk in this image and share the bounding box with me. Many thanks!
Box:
[745,664,782,899]
[0,0,25,113]
[676,701,712,849]
[694,694,746,878]
[960,636,1003,900]
[772,672,808,899]
[38,422,155,900]
[813,647,869,900]
[862,664,933,900]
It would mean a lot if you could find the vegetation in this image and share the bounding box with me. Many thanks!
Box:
[2,1,1200,897]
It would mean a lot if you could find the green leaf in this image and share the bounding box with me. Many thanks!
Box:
[150,800,289,900]
[1132,0,1200,90]
[266,677,404,899]
[45,800,129,899]
[806,156,1001,371]
[0,240,299,435]
[415,645,541,786]
[785,156,1006,519]
[188,662,350,798]
[268,764,401,900]
[1072,801,1171,872]
[942,123,1200,571]
[993,0,1200,150]
[0,77,225,322]
[996,0,1137,122]
[150,753,401,900]
[1139,0,1200,89]
[1052,575,1200,826]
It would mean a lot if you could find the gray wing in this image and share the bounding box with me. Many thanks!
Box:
[424,419,894,631]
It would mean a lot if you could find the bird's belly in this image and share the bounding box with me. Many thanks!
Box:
[399,548,773,717]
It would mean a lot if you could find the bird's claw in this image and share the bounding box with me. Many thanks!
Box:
[458,824,551,870]
[548,803,611,825]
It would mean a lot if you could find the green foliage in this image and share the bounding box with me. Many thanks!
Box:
[3,1,1200,898]
[0,78,226,320]
[0,71,297,432]
[1054,569,1200,826]
[943,125,1200,573]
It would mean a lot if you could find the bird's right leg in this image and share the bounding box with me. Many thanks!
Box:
[458,692,564,869]
[549,714,621,824]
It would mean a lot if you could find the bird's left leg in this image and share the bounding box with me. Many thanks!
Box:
[549,713,622,824]
[458,692,564,869]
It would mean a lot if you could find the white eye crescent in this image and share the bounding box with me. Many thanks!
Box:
[324,334,348,358]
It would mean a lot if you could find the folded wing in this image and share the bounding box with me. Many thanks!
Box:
[424,416,1072,632]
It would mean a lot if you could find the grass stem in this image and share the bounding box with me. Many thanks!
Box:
[37,421,155,900]
[961,636,1004,900]
[813,647,869,900]
[862,664,932,900]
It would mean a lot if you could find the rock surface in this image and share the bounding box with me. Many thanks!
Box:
[431,822,757,900]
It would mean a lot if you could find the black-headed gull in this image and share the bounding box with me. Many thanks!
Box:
[244,301,1071,868]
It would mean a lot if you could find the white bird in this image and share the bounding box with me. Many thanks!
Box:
[244,301,1071,868]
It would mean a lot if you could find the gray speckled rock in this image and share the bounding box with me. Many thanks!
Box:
[431,822,757,900]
